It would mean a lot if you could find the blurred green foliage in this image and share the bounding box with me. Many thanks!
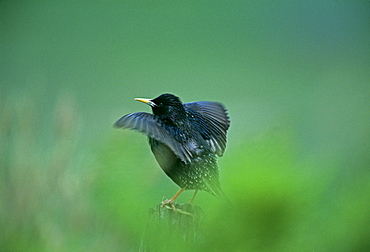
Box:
[1,1,370,251]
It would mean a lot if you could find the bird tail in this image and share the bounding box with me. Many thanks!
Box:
[206,182,232,205]
[217,188,233,205]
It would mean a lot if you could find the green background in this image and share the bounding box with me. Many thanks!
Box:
[1,1,369,251]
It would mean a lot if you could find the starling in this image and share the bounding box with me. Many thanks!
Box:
[114,93,230,204]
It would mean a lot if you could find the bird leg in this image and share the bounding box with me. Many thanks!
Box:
[188,189,198,205]
[161,188,185,207]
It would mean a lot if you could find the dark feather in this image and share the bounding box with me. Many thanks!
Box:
[114,112,195,164]
[184,101,230,156]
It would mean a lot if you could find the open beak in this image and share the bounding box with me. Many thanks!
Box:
[135,98,156,107]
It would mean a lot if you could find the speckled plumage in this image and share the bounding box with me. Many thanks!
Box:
[114,93,230,199]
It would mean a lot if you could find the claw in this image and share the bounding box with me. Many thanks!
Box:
[161,188,185,208]
[161,198,176,211]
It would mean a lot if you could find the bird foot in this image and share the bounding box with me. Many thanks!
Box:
[185,200,195,206]
[161,199,176,211]
[161,202,194,216]
[176,208,194,217]
[161,198,174,205]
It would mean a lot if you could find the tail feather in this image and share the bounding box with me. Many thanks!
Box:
[206,182,232,205]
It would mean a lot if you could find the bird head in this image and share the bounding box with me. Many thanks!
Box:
[135,93,186,123]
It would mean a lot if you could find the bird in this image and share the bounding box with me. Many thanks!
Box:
[114,93,230,205]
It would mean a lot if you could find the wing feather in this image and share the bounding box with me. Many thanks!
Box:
[114,112,193,164]
[184,101,230,156]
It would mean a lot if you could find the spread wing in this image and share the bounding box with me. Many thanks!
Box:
[184,101,230,156]
[114,112,193,164]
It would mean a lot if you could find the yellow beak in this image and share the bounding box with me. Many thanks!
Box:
[135,98,156,106]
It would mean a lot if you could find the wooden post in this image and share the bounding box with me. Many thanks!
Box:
[140,203,204,252]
